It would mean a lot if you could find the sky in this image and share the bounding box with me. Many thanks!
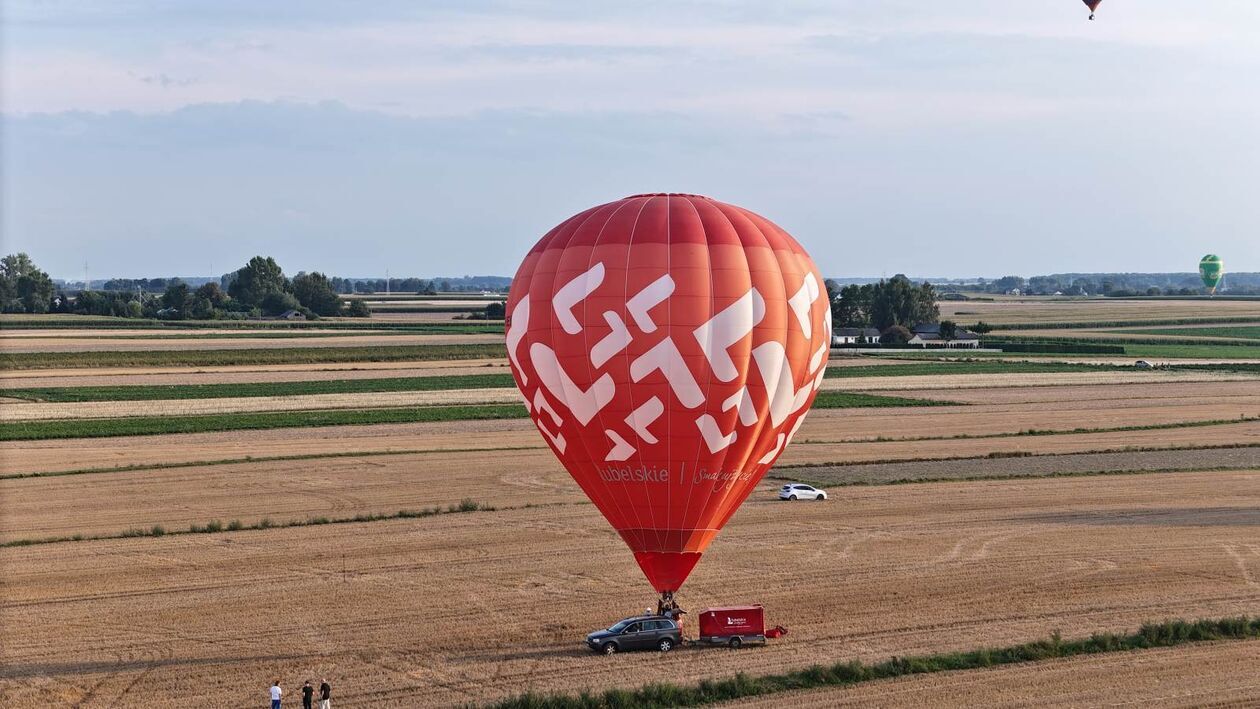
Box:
[3,1,1259,280]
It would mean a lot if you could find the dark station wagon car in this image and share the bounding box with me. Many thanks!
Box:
[586,616,681,654]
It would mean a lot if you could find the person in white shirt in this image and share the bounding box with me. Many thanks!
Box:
[270,681,282,709]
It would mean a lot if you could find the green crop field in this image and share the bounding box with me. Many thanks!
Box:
[0,392,945,440]
[3,373,519,402]
[1116,326,1260,341]
[0,343,509,369]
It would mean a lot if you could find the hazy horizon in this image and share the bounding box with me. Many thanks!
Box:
[4,1,1258,279]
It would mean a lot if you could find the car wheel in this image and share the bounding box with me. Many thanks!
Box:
[816,494,826,501]
[729,637,742,649]
[658,638,674,652]
[602,642,617,655]
[788,495,797,501]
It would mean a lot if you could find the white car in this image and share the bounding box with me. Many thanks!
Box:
[779,483,827,501]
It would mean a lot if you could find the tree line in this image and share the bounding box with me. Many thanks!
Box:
[1,253,370,319]
[826,274,940,343]
[956,273,1260,297]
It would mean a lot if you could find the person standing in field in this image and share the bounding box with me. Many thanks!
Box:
[301,680,314,709]
[319,678,332,709]
[269,681,282,709]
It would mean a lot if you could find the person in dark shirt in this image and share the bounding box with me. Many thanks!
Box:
[319,679,332,709]
[301,680,314,709]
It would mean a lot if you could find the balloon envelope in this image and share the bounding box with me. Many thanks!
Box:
[506,194,831,592]
[1200,254,1223,293]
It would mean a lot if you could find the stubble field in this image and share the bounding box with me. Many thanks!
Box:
[3,302,1260,708]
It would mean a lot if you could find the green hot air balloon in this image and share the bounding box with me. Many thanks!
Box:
[1199,254,1224,294]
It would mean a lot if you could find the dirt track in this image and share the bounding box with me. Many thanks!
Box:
[4,471,1259,707]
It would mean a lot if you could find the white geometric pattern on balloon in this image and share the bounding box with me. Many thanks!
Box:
[506,259,828,465]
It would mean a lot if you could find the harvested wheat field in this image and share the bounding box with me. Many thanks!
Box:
[939,297,1260,325]
[4,471,1260,707]
[0,449,581,542]
[720,639,1260,707]
[8,380,1260,475]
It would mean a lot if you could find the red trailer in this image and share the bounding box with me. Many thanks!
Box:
[697,605,769,648]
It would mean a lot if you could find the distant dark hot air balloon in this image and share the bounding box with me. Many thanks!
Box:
[1199,254,1224,295]
[1084,0,1102,20]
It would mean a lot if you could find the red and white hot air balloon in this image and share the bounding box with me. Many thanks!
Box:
[1083,0,1102,20]
[505,193,831,596]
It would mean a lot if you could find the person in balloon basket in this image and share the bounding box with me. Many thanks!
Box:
[269,680,282,709]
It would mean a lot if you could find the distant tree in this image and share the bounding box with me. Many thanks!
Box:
[991,275,1026,294]
[938,320,957,341]
[832,284,873,328]
[971,321,993,334]
[227,256,288,306]
[260,290,301,316]
[345,299,371,317]
[879,325,912,346]
[1146,286,1162,296]
[195,282,229,308]
[162,282,189,317]
[1,253,56,313]
[484,301,506,319]
[290,272,342,316]
[438,279,452,292]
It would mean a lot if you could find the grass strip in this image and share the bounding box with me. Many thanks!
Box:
[0,404,530,441]
[0,343,507,370]
[0,498,522,548]
[0,392,945,441]
[491,617,1260,708]
[3,373,519,402]
[811,391,956,408]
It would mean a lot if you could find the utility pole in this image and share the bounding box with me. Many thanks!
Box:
[385,268,390,295]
